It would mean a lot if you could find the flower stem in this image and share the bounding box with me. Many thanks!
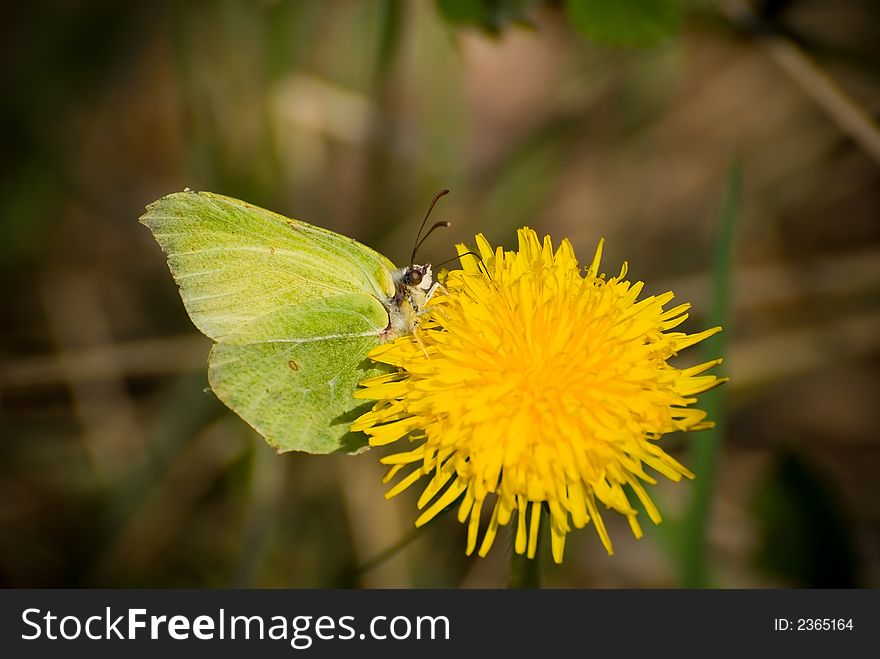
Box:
[508,506,546,588]
[508,551,541,588]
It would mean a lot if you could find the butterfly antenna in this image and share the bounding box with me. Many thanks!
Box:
[435,250,491,278]
[411,189,450,264]
[413,221,451,262]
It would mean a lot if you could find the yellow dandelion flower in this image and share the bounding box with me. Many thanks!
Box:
[351,228,726,564]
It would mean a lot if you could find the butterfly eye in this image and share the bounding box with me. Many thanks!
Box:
[408,269,423,286]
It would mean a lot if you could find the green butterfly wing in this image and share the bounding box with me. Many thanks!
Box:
[140,190,396,454]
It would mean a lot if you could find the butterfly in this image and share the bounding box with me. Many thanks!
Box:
[140,189,446,454]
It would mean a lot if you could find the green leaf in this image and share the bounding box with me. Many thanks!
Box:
[564,0,682,46]
[435,0,541,35]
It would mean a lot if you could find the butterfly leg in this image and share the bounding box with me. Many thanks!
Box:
[412,325,430,358]
[413,281,446,321]
[424,281,447,305]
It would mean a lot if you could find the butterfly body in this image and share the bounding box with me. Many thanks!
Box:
[140,190,431,454]
[387,263,433,338]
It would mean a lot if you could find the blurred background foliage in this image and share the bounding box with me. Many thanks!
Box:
[1,0,879,587]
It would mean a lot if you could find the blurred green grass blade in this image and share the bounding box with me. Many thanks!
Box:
[564,0,682,46]
[375,0,405,85]
[341,523,428,586]
[678,161,741,588]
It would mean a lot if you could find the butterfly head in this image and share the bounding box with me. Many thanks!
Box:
[400,263,433,291]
